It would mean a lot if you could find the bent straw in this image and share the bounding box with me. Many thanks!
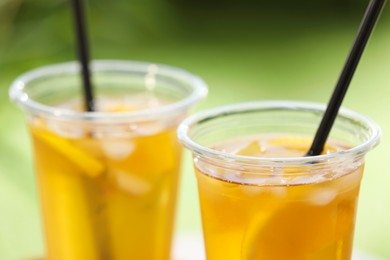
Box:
[71,0,95,112]
[306,0,385,156]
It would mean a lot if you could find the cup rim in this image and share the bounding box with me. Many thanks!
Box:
[9,60,208,122]
[177,100,381,164]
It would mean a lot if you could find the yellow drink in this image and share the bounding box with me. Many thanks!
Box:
[29,98,181,260]
[177,101,380,260]
[9,61,208,260]
[195,135,362,260]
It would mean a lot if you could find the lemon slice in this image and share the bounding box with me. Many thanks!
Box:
[107,104,137,113]
[32,128,104,177]
[242,185,337,259]
[236,141,263,156]
[269,136,337,154]
[243,203,337,259]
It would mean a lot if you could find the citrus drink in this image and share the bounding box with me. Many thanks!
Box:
[10,61,208,260]
[195,135,363,260]
[178,102,380,260]
[30,97,181,260]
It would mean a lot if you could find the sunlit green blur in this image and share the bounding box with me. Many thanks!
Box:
[0,0,389,259]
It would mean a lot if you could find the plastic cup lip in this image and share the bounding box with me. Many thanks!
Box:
[9,60,208,123]
[177,100,381,164]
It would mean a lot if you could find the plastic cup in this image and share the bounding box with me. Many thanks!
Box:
[9,60,207,260]
[178,101,380,260]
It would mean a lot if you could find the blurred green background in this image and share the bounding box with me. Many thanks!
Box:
[0,0,389,259]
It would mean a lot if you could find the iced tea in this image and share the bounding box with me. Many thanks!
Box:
[195,135,362,260]
[177,101,380,260]
[30,97,181,260]
[9,61,208,260]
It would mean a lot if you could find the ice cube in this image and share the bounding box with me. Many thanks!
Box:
[236,141,263,156]
[111,169,152,196]
[240,184,287,198]
[240,184,264,196]
[135,121,166,136]
[307,189,337,206]
[334,166,364,192]
[205,165,224,178]
[101,139,135,160]
[31,128,104,177]
[47,120,85,138]
[237,174,287,197]
[289,175,327,185]
[271,186,288,197]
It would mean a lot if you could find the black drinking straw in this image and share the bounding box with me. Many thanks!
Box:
[71,0,95,112]
[306,0,385,156]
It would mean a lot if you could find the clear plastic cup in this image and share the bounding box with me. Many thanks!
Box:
[9,60,207,260]
[178,101,380,260]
